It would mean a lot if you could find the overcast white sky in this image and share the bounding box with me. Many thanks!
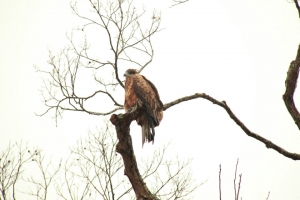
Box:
[1,0,300,199]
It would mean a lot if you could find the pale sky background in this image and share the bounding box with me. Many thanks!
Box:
[1,0,300,199]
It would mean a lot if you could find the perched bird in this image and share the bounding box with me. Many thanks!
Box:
[124,69,163,146]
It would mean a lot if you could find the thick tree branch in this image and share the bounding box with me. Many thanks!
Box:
[110,108,159,200]
[283,45,300,131]
[164,93,300,160]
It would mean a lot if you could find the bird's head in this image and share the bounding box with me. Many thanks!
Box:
[124,69,138,77]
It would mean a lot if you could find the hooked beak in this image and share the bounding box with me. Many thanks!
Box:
[124,72,129,77]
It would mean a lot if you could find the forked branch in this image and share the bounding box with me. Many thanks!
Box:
[37,0,161,125]
[234,159,242,200]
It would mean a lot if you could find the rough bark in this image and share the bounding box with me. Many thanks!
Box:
[283,45,300,130]
[110,108,159,200]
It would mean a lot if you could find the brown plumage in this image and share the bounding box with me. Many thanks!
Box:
[124,69,163,147]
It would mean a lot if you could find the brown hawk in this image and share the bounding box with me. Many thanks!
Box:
[124,69,163,146]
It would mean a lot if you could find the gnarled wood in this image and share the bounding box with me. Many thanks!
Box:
[110,107,159,200]
[283,45,300,131]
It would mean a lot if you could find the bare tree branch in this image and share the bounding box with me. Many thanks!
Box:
[110,107,159,200]
[23,153,61,200]
[171,0,189,8]
[0,142,40,200]
[293,0,300,17]
[51,122,198,200]
[111,107,201,199]
[37,0,161,125]
[234,159,242,200]
[145,153,201,199]
[266,191,270,200]
[56,125,127,199]
[283,45,300,131]
[219,164,221,200]
[164,93,300,160]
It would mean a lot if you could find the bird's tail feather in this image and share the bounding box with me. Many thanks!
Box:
[141,114,155,147]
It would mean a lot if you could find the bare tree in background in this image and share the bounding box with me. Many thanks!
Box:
[218,159,270,200]
[36,0,300,199]
[0,125,198,200]
[0,142,40,200]
[55,125,130,200]
[53,124,199,200]
[218,159,243,200]
[23,153,61,200]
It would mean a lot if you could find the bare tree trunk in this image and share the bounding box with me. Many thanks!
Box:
[110,108,159,200]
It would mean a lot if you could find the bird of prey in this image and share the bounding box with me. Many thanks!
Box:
[124,69,163,146]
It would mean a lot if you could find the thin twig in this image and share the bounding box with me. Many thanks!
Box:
[170,0,189,8]
[234,159,242,200]
[237,174,242,200]
[219,164,221,200]
[266,191,270,200]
